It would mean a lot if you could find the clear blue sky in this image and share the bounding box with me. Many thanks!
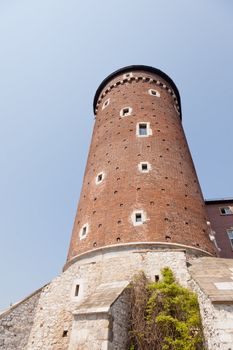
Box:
[0,0,232,310]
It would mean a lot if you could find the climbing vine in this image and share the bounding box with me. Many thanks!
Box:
[128,268,205,350]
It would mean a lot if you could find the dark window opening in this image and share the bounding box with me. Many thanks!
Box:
[155,275,159,282]
[97,174,102,182]
[82,226,87,236]
[122,108,130,116]
[135,213,142,222]
[141,163,148,171]
[75,285,80,297]
[62,330,68,337]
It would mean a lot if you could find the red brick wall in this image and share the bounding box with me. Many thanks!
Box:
[206,201,233,258]
[67,69,215,262]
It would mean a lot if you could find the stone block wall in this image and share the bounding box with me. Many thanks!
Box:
[25,247,191,349]
[68,313,110,350]
[0,289,42,350]
[110,288,131,350]
[1,247,233,349]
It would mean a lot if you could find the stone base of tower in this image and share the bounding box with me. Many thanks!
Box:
[1,245,233,349]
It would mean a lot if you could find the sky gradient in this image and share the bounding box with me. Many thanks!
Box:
[0,0,233,310]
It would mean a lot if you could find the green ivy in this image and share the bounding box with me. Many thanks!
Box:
[128,268,205,350]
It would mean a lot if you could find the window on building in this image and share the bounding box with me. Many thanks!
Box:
[148,89,160,97]
[138,161,151,173]
[96,172,104,184]
[132,210,146,226]
[82,226,87,236]
[220,207,233,215]
[79,224,88,240]
[102,98,110,110]
[142,163,148,171]
[227,229,233,249]
[75,284,80,297]
[135,213,142,222]
[139,123,147,135]
[62,330,68,337]
[120,107,132,117]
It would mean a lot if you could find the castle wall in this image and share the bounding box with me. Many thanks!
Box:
[25,248,189,349]
[1,248,232,349]
[0,289,42,350]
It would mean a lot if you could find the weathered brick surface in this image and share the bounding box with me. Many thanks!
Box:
[67,68,215,262]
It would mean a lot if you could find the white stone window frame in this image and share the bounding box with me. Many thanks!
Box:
[131,210,147,226]
[136,122,152,137]
[71,278,84,301]
[219,206,233,215]
[138,161,152,173]
[102,98,110,110]
[148,89,160,97]
[120,106,133,118]
[79,223,89,240]
[95,171,105,185]
[123,72,134,79]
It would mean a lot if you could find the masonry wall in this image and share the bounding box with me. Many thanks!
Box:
[0,289,42,350]
[189,278,233,349]
[25,248,190,349]
[1,248,233,349]
[68,313,110,350]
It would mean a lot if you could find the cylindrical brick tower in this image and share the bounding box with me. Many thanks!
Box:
[66,65,215,267]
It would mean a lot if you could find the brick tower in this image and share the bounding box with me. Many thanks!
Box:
[66,65,215,268]
[4,67,233,350]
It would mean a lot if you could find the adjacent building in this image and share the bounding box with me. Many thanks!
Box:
[206,199,233,258]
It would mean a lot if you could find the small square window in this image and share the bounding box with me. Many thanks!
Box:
[98,174,102,182]
[220,207,233,215]
[135,213,142,222]
[148,89,160,97]
[139,124,147,135]
[132,210,146,226]
[120,107,132,117]
[227,229,233,249]
[62,330,68,337]
[123,108,129,116]
[138,161,151,173]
